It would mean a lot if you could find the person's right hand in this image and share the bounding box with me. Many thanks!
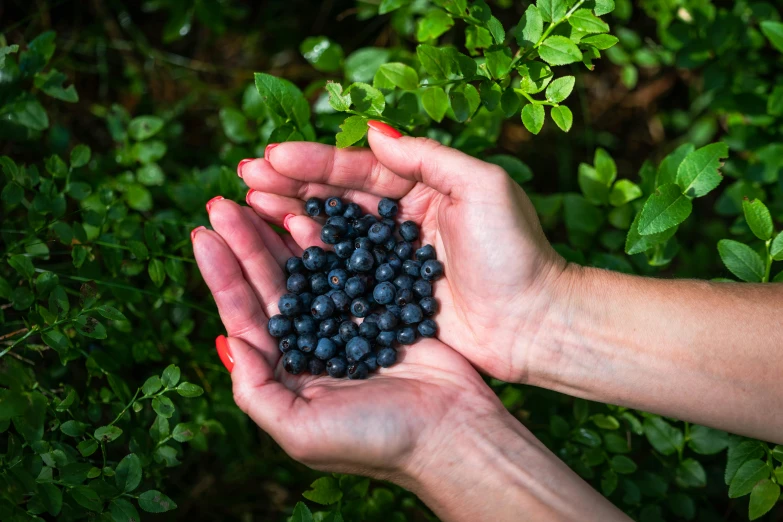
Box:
[241,123,569,383]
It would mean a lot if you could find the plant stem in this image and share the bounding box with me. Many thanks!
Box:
[516,90,558,107]
[109,387,141,426]
[763,239,772,283]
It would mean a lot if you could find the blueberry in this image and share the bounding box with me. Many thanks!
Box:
[308,358,326,375]
[287,273,309,294]
[335,240,354,259]
[350,297,371,318]
[373,281,396,305]
[364,313,380,324]
[346,336,371,361]
[339,320,359,342]
[421,260,444,281]
[268,315,293,338]
[326,357,348,378]
[344,276,366,298]
[294,315,317,334]
[348,248,374,272]
[377,310,398,330]
[325,196,344,216]
[355,237,373,251]
[416,244,436,262]
[368,222,392,244]
[397,326,417,345]
[311,295,335,320]
[278,293,301,317]
[376,330,396,347]
[381,218,396,231]
[364,353,378,371]
[384,238,397,252]
[328,269,348,289]
[330,290,351,312]
[326,215,348,233]
[283,350,307,374]
[347,362,369,380]
[400,303,423,324]
[327,253,342,271]
[320,224,341,244]
[305,197,323,217]
[302,246,327,271]
[353,214,377,235]
[330,334,346,347]
[418,319,437,337]
[403,260,421,277]
[279,334,297,353]
[395,288,414,306]
[393,275,414,290]
[419,297,438,316]
[399,221,419,242]
[310,272,330,295]
[343,202,362,219]
[413,279,432,298]
[319,317,340,338]
[376,347,397,368]
[385,304,402,317]
[314,337,338,360]
[395,242,413,260]
[386,253,402,271]
[299,292,313,309]
[297,333,317,353]
[378,198,399,218]
[286,257,305,274]
[359,321,380,339]
[375,263,395,282]
[372,247,387,266]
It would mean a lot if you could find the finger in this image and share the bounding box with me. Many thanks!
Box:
[192,229,278,365]
[286,215,329,251]
[208,199,287,317]
[246,189,380,226]
[367,130,503,198]
[241,206,293,267]
[282,234,303,256]
[248,143,415,199]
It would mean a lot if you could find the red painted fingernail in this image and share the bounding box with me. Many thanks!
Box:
[246,188,256,205]
[237,159,252,178]
[283,213,295,232]
[367,120,402,139]
[206,195,224,213]
[265,143,279,161]
[190,226,206,241]
[215,335,234,373]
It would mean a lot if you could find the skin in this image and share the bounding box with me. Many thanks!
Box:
[194,128,783,520]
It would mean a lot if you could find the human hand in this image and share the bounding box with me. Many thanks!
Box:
[240,123,568,383]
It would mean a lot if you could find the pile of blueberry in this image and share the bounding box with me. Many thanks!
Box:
[266,196,443,380]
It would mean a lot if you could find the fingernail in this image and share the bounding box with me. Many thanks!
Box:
[206,195,224,213]
[367,120,402,139]
[190,226,206,241]
[237,159,252,178]
[265,143,279,161]
[215,335,234,373]
[283,213,295,232]
[246,188,256,206]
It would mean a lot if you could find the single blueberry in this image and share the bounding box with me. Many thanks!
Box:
[376,347,398,368]
[297,333,317,353]
[395,288,414,307]
[359,321,380,339]
[302,246,327,271]
[308,358,326,375]
[377,310,398,330]
[325,196,344,216]
[403,260,421,277]
[326,252,342,270]
[372,246,387,266]
[350,297,371,318]
[413,279,432,298]
[397,326,417,345]
[415,244,436,262]
[395,242,413,260]
[344,276,366,298]
[368,222,392,244]
[267,314,293,338]
[278,293,302,317]
[421,259,444,281]
[305,197,323,217]
[348,248,374,272]
[373,281,396,305]
[418,319,437,337]
[376,330,396,347]
[330,290,351,312]
[400,303,424,324]
[328,269,348,290]
[326,215,349,233]
[311,295,336,320]
[399,221,419,242]
[279,334,297,353]
[346,336,371,361]
[326,356,348,378]
[378,198,399,218]
[364,313,380,324]
[287,273,309,294]
[339,320,359,343]
[353,214,377,235]
[330,334,346,347]
[314,337,338,360]
[343,202,362,219]
[347,362,370,380]
[375,263,395,282]
[386,304,402,317]
[355,237,373,251]
[393,274,414,290]
[310,272,330,295]
[294,315,317,334]
[419,297,438,316]
[283,350,307,374]
[299,292,313,309]
[364,353,378,372]
[320,224,341,244]
[383,238,397,252]
[286,256,305,274]
[386,253,402,272]
[335,240,354,259]
[318,317,340,338]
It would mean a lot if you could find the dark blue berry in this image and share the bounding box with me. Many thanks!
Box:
[339,321,359,342]
[297,333,317,353]
[308,358,326,375]
[287,273,309,294]
[384,238,397,252]
[347,362,369,380]
[318,318,339,338]
[395,242,413,260]
[311,295,335,320]
[348,248,374,272]
[377,310,398,330]
[335,240,354,259]
[393,275,414,290]
[350,297,371,317]
[330,290,351,312]
[268,315,293,337]
[395,288,414,306]
[305,197,323,217]
[397,326,417,345]
[368,222,392,244]
[399,221,419,242]
[278,293,301,317]
[355,237,373,251]
[343,202,362,219]
[320,224,341,244]
[314,337,338,360]
[330,334,345,347]
[286,257,305,274]
[378,198,398,218]
[421,260,444,281]
[359,321,380,339]
[419,297,438,316]
[326,357,348,377]
[416,244,436,262]
[375,263,395,282]
[403,260,421,277]
[364,312,380,324]
[386,304,402,317]
[294,315,317,334]
[364,353,378,371]
[418,319,437,337]
[376,330,396,347]
[310,272,330,295]
[372,247,387,266]
[283,350,307,374]
[328,269,348,289]
[325,196,344,216]
[353,214,377,235]
[400,303,423,324]
[386,253,402,271]
[344,277,366,298]
[279,334,297,353]
[299,292,313,309]
[326,252,341,270]
[326,215,349,234]
[346,336,371,361]
[373,282,396,305]
[413,279,432,298]
[302,246,327,271]
[376,347,397,367]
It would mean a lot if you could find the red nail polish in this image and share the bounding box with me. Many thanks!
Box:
[206,195,224,213]
[190,226,206,241]
[265,143,279,161]
[246,188,256,206]
[367,120,402,139]
[283,213,295,232]
[237,159,252,178]
[215,335,234,373]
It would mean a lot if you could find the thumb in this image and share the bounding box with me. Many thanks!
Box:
[367,120,503,197]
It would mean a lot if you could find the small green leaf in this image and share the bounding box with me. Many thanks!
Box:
[152,396,176,418]
[687,425,729,455]
[749,480,781,520]
[128,116,164,141]
[335,115,369,148]
[449,83,480,122]
[9,254,35,279]
[742,199,774,241]
[325,82,351,112]
[729,459,770,498]
[768,86,783,116]
[138,490,177,513]
[219,108,252,143]
[68,486,102,512]
[416,9,455,42]
[69,145,91,168]
[422,86,449,122]
[485,46,513,79]
[77,439,98,457]
[176,382,204,397]
[378,0,408,14]
[148,259,166,287]
[346,82,385,116]
[110,498,141,522]
[550,105,573,132]
[538,36,582,66]
[676,142,728,198]
[581,34,619,50]
[638,184,692,235]
[300,36,344,72]
[760,21,783,54]
[537,0,567,22]
[609,180,642,207]
[94,425,123,443]
[291,501,314,522]
[417,44,451,79]
[142,376,163,395]
[568,9,609,34]
[60,420,89,437]
[374,63,419,91]
[676,458,707,488]
[658,143,694,186]
[545,76,575,103]
[521,104,545,134]
[115,454,142,493]
[303,476,344,505]
[610,455,638,474]
[591,414,620,430]
[771,232,783,261]
[717,240,765,283]
[97,305,127,322]
[514,5,543,48]
[486,16,505,44]
[173,422,197,442]
[517,61,553,94]
[726,441,766,485]
[161,364,181,387]
[42,330,68,353]
[643,416,683,456]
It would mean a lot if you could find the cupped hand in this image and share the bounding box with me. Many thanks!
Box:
[241,126,567,382]
[192,199,506,480]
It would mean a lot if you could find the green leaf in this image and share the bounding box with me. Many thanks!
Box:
[417,9,455,41]
[717,240,765,283]
[345,82,385,116]
[768,86,783,116]
[46,154,68,177]
[638,184,692,235]
[518,62,553,94]
[115,454,142,493]
[176,382,204,398]
[729,459,770,498]
[760,21,783,54]
[486,155,533,184]
[5,96,49,130]
[522,104,545,134]
[68,486,102,512]
[126,184,152,211]
[345,48,390,83]
[0,44,19,68]
[742,199,774,241]
[594,147,616,183]
[568,9,609,34]
[142,376,162,395]
[374,63,419,91]
[545,76,575,103]
[94,425,123,443]
[379,0,409,14]
[688,425,729,455]
[70,145,91,168]
[417,44,451,79]
[77,439,98,457]
[643,416,683,456]
[1,182,23,205]
[514,5,543,48]
[161,364,181,387]
[581,34,619,50]
[578,163,610,204]
[609,180,642,207]
[219,108,252,143]
[591,414,620,430]
[34,68,78,102]
[325,82,351,112]
[97,305,126,322]
[173,422,198,442]
[449,83,480,122]
[676,142,728,198]
[602,469,618,496]
[771,232,783,261]
[8,254,35,279]
[302,476,343,505]
[150,414,169,443]
[60,420,88,437]
[657,143,694,186]
[550,106,573,131]
[422,86,449,122]
[611,455,638,474]
[152,396,176,418]
[592,0,615,16]
[537,0,567,22]
[675,458,707,488]
[38,483,62,516]
[254,73,311,131]
[110,498,141,522]
[138,490,177,513]
[749,480,780,520]
[148,259,166,287]
[128,116,164,141]
[300,36,344,72]
[486,16,505,44]
[335,115,369,148]
[572,427,601,447]
[538,36,582,65]
[291,502,314,522]
[726,441,766,485]
[485,47,513,79]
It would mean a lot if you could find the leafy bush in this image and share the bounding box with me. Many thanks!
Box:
[1,0,782,520]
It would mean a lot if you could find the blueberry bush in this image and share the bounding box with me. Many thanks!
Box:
[1,0,782,520]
